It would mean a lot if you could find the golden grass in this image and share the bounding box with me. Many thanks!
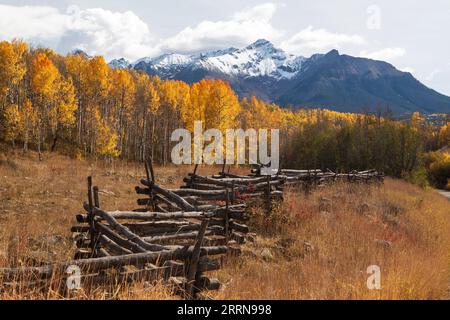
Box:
[1,150,450,300]
[213,180,450,300]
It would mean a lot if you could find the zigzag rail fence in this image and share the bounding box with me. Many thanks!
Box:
[0,161,383,299]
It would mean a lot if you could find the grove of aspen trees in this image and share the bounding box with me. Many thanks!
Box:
[1,40,449,186]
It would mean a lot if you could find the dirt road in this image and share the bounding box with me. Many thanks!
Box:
[437,190,450,200]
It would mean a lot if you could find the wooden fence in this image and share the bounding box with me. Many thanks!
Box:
[0,162,383,299]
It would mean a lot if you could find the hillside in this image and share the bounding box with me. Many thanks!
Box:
[1,152,450,299]
[120,40,450,115]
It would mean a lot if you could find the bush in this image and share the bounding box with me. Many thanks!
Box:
[424,151,450,189]
[402,166,430,189]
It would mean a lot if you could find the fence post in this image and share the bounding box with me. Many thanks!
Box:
[145,160,156,211]
[186,219,209,299]
[265,174,271,213]
[87,176,95,253]
[225,189,230,243]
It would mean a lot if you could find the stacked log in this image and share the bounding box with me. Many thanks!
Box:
[0,161,384,300]
[69,172,244,299]
[250,167,384,188]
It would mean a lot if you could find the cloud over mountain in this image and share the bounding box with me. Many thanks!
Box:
[0,4,159,60]
[0,2,394,63]
[162,3,282,53]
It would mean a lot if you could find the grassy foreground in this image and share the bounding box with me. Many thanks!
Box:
[1,151,449,300]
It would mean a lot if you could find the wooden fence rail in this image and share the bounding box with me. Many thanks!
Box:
[0,161,383,299]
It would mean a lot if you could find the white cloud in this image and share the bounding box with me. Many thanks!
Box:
[233,2,277,22]
[0,5,66,40]
[162,3,282,53]
[0,4,159,61]
[62,6,159,60]
[0,2,411,70]
[359,47,406,61]
[281,26,367,56]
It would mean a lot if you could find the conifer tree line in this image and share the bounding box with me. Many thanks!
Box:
[0,40,449,180]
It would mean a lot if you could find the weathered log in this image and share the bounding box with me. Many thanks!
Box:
[197,257,221,272]
[185,175,247,188]
[136,187,182,210]
[2,263,186,291]
[75,238,91,249]
[229,221,250,234]
[124,222,224,237]
[91,207,166,252]
[182,183,226,191]
[140,180,195,211]
[74,249,93,260]
[95,222,146,253]
[137,198,152,206]
[231,232,246,244]
[195,275,221,291]
[98,234,133,256]
[76,214,88,223]
[162,260,185,278]
[278,169,323,175]
[97,248,111,258]
[0,245,228,281]
[106,210,214,220]
[154,194,182,211]
[188,174,285,185]
[169,188,228,197]
[142,229,223,244]
[155,204,169,213]
[71,226,89,233]
[203,236,227,246]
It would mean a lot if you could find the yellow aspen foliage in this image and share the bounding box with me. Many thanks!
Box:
[186,80,240,132]
[0,40,27,96]
[3,103,22,142]
[65,53,87,89]
[94,109,120,158]
[85,56,109,100]
[30,53,59,98]
[135,73,160,115]
[21,99,38,146]
[160,80,190,112]
[110,69,136,117]
[439,122,450,147]
[50,77,78,129]
[410,112,424,130]
[0,39,446,177]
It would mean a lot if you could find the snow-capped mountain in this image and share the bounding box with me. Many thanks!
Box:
[108,39,450,115]
[109,58,131,69]
[131,39,307,81]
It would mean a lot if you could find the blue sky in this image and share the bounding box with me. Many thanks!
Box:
[1,0,450,96]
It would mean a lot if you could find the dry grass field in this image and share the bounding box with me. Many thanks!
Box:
[1,149,450,300]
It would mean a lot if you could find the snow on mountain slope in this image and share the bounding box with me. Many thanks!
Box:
[108,39,450,114]
[130,39,306,80]
[109,58,130,69]
[198,39,305,79]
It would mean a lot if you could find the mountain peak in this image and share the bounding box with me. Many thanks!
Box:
[129,40,450,115]
[247,39,274,49]
[326,49,340,57]
[109,58,130,69]
[71,49,91,59]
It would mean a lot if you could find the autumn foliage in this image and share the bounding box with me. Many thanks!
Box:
[0,40,449,185]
